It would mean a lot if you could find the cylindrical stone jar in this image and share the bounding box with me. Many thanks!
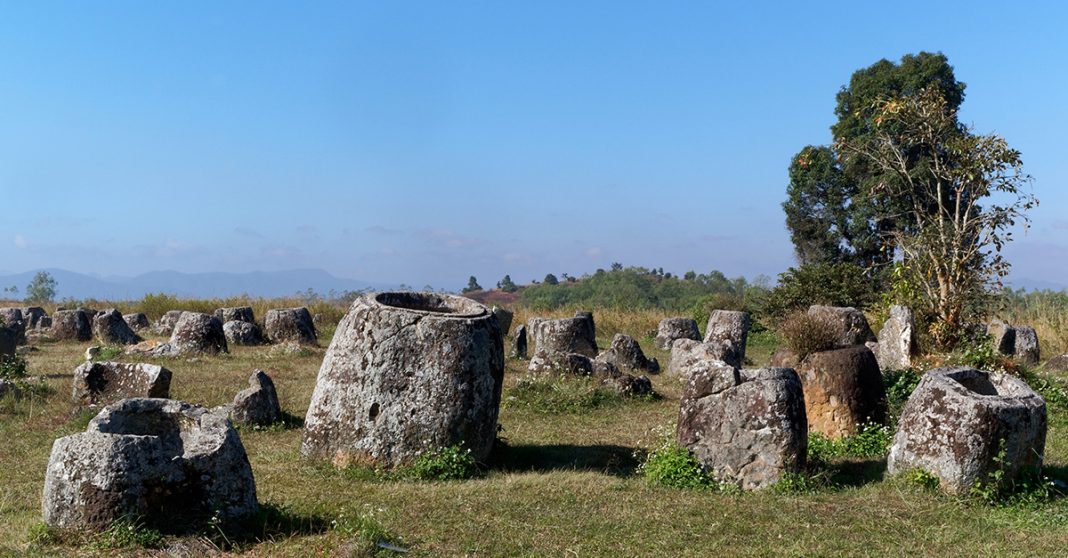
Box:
[301,292,504,467]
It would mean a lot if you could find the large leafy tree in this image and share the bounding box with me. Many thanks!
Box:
[784,52,967,268]
[839,88,1035,348]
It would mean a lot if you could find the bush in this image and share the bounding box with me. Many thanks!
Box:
[884,368,922,420]
[0,355,28,381]
[808,423,893,461]
[408,445,478,481]
[777,310,839,360]
[640,439,718,490]
[761,262,883,320]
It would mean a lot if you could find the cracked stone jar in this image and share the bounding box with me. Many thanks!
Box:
[301,292,504,467]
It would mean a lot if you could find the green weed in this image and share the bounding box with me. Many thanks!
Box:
[408,444,479,481]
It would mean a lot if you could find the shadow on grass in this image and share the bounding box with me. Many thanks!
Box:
[488,441,639,477]
[819,458,888,488]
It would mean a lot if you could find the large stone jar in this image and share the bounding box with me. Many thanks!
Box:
[301,292,504,467]
[887,367,1046,494]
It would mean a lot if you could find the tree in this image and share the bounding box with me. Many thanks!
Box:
[839,87,1035,348]
[25,271,57,303]
[497,275,518,293]
[784,52,966,268]
[462,276,482,293]
[543,273,559,286]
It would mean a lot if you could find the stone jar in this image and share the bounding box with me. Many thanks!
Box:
[301,292,504,467]
[887,367,1046,494]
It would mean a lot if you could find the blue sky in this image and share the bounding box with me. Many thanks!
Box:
[1,1,1065,289]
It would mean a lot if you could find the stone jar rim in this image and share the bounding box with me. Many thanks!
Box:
[369,291,489,318]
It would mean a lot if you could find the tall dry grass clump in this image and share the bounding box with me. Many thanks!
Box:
[777,310,839,360]
[997,290,1068,360]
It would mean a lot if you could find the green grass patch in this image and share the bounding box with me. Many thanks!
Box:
[504,374,647,414]
[808,423,894,461]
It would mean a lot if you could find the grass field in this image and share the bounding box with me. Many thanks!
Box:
[3,311,1068,557]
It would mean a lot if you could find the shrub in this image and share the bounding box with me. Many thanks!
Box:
[903,468,940,490]
[0,354,28,381]
[640,440,718,490]
[808,423,893,461]
[408,445,478,481]
[761,262,882,320]
[90,517,164,550]
[777,310,839,360]
[884,368,922,420]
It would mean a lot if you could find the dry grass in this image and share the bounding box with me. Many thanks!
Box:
[3,306,1068,556]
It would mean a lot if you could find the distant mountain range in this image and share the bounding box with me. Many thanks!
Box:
[0,268,393,301]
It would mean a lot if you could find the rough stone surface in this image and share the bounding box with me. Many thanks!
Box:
[92,309,142,345]
[511,324,528,359]
[229,370,282,426]
[602,374,654,397]
[528,349,595,376]
[769,347,801,370]
[51,310,92,342]
[807,305,877,347]
[986,320,1016,355]
[528,314,598,358]
[42,398,258,531]
[302,292,504,467]
[1014,326,1040,366]
[215,306,256,324]
[887,367,1047,494]
[154,310,184,336]
[798,346,887,438]
[876,305,916,370]
[265,307,317,346]
[656,317,701,349]
[0,327,15,358]
[678,365,807,490]
[1045,354,1068,372]
[168,312,227,356]
[668,338,742,381]
[124,339,170,357]
[596,333,659,374]
[704,310,751,359]
[71,361,172,405]
[224,320,263,346]
[0,308,26,344]
[122,312,150,332]
[21,307,47,329]
[491,306,513,338]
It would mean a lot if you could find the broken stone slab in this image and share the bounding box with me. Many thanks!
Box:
[528,349,595,376]
[876,305,917,371]
[122,312,151,332]
[596,333,659,374]
[51,310,92,342]
[667,338,741,381]
[224,320,263,346]
[21,307,47,329]
[703,310,750,360]
[302,292,504,467]
[154,310,183,336]
[42,398,258,531]
[807,305,877,347]
[677,365,807,490]
[656,317,701,349]
[797,346,887,439]
[214,306,256,324]
[1045,354,1068,372]
[265,307,317,346]
[169,312,227,355]
[92,309,142,345]
[602,374,654,397]
[511,324,528,359]
[1013,326,1040,366]
[491,306,513,338]
[887,367,1046,495]
[986,320,1016,355]
[229,369,282,426]
[71,361,172,405]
